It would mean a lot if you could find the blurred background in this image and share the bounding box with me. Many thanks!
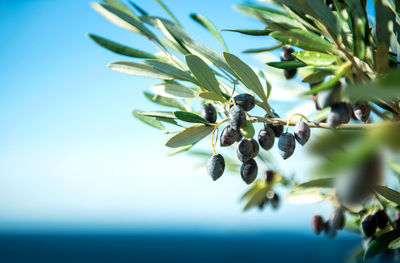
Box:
[0,0,375,262]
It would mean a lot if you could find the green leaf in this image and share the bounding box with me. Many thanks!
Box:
[190,13,228,51]
[292,51,337,66]
[174,111,209,124]
[198,91,226,102]
[143,91,186,111]
[375,186,400,205]
[154,0,181,26]
[88,33,156,59]
[300,67,333,84]
[127,1,148,15]
[266,61,306,69]
[374,0,394,74]
[243,183,268,211]
[165,125,214,148]
[90,3,159,42]
[292,178,335,191]
[151,83,198,99]
[167,144,194,156]
[143,60,198,83]
[240,180,266,201]
[305,0,339,38]
[234,4,304,29]
[220,29,272,36]
[364,228,400,259]
[109,61,173,79]
[185,54,222,96]
[139,111,176,119]
[223,52,267,102]
[302,64,349,95]
[102,0,140,21]
[388,160,400,176]
[132,110,165,130]
[269,26,334,53]
[240,120,255,139]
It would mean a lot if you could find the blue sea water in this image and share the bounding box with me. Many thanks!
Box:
[0,230,391,263]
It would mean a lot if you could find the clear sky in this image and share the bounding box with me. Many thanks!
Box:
[0,0,374,233]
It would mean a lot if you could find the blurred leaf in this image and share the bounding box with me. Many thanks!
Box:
[292,178,335,191]
[234,4,304,29]
[389,237,400,249]
[174,111,209,124]
[109,61,174,79]
[303,63,349,95]
[266,61,306,69]
[223,52,268,102]
[165,125,214,148]
[190,13,228,51]
[269,24,335,52]
[240,181,265,201]
[364,228,400,259]
[127,1,148,15]
[90,3,159,42]
[286,188,325,204]
[243,183,268,211]
[102,0,140,21]
[143,91,186,111]
[375,186,400,205]
[132,110,165,130]
[154,0,181,26]
[388,160,400,176]
[292,51,337,66]
[309,107,329,121]
[140,111,176,119]
[88,33,156,58]
[198,91,226,102]
[151,83,198,99]
[346,0,368,60]
[374,0,394,74]
[167,144,194,156]
[144,60,198,83]
[220,29,272,36]
[305,0,339,38]
[185,54,223,97]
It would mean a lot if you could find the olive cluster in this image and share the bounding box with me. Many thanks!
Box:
[277,119,311,160]
[361,210,389,238]
[258,170,280,210]
[311,207,345,238]
[313,81,371,127]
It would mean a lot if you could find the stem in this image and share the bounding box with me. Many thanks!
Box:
[211,118,229,154]
[285,113,310,132]
[248,116,400,129]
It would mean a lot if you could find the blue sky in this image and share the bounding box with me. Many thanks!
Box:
[0,0,368,233]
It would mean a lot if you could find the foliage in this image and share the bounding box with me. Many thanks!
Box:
[90,0,400,260]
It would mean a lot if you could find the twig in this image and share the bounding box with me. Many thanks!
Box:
[248,116,400,129]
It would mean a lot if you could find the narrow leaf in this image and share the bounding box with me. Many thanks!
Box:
[132,110,165,130]
[88,33,156,58]
[143,91,186,111]
[266,61,306,69]
[185,54,222,96]
[151,83,198,99]
[223,52,267,102]
[364,228,400,259]
[165,125,214,148]
[221,29,272,36]
[190,13,228,51]
[292,51,337,66]
[174,111,209,124]
[154,0,181,26]
[109,61,173,79]
[375,186,400,205]
[144,60,198,83]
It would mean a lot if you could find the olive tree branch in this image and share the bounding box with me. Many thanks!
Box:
[248,116,400,129]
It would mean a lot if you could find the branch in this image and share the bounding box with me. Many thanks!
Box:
[248,116,400,129]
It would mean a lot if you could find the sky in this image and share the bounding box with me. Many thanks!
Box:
[0,0,373,233]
